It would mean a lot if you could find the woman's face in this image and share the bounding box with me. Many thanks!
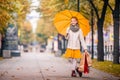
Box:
[71,18,78,26]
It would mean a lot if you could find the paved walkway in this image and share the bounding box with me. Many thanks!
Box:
[0,51,120,80]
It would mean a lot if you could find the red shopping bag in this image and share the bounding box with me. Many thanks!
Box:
[84,53,89,73]
[78,52,92,73]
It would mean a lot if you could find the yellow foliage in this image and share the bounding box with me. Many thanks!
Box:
[0,11,10,28]
[0,0,31,34]
[23,21,32,31]
[19,21,33,44]
[64,0,69,4]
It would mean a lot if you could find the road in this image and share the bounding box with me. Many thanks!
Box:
[0,50,119,80]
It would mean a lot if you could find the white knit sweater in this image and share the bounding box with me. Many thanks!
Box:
[66,27,87,50]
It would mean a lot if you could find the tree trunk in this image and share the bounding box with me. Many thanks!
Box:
[113,0,119,64]
[97,20,104,61]
[97,0,108,61]
[88,0,108,61]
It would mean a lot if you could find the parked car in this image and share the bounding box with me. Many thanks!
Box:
[40,44,46,52]
[23,44,29,52]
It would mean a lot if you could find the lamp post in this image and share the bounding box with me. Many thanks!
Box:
[0,34,2,57]
[12,12,18,50]
[91,7,94,59]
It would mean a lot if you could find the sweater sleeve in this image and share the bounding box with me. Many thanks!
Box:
[66,27,70,33]
[79,29,87,50]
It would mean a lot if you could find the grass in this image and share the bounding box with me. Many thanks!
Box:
[92,59,120,77]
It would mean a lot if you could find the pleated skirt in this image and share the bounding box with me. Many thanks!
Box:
[63,48,82,59]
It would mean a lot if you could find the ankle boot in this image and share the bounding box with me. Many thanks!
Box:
[76,67,82,77]
[71,70,76,77]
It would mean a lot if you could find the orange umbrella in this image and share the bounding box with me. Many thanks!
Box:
[54,10,90,37]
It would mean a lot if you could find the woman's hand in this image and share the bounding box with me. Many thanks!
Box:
[84,49,88,53]
[84,49,89,56]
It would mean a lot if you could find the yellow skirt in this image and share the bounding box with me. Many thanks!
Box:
[63,48,82,59]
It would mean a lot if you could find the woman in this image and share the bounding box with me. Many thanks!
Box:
[63,17,88,77]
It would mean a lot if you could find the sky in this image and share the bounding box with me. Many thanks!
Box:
[26,0,40,33]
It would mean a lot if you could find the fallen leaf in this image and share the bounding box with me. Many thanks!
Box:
[103,77,107,80]
[51,66,53,68]
[11,75,15,77]
[1,73,4,76]
[45,69,49,71]
[53,70,56,72]
[17,68,20,70]
[14,78,20,80]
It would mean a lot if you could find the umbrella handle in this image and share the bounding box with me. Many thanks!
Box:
[65,33,69,40]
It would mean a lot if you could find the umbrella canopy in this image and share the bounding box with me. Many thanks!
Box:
[54,10,90,37]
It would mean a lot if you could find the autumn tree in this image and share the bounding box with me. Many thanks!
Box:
[0,0,31,56]
[0,0,19,35]
[0,0,20,56]
[37,0,77,38]
[38,0,116,61]
[87,0,109,61]
[108,0,120,64]
[20,21,32,44]
[0,0,31,35]
[65,0,114,61]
